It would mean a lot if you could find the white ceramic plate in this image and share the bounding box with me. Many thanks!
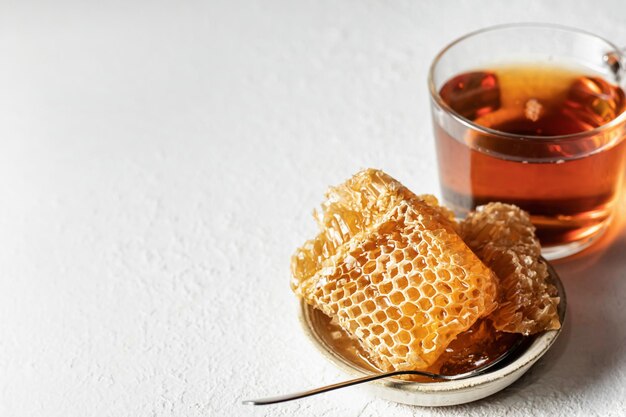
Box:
[299,260,566,406]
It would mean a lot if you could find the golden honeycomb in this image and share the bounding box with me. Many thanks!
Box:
[292,169,498,371]
[291,169,456,286]
[460,203,561,335]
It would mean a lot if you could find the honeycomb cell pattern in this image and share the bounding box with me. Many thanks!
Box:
[292,169,498,371]
[460,203,561,335]
[291,169,457,289]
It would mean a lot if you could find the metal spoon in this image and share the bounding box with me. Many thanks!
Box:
[242,337,524,405]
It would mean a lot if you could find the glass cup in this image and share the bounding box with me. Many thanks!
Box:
[428,23,626,260]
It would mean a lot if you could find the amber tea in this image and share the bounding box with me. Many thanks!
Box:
[434,64,626,251]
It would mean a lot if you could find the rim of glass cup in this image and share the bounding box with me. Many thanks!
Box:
[428,22,626,143]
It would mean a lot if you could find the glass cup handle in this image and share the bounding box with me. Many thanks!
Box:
[604,50,626,80]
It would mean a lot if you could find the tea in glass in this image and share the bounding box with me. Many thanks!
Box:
[429,24,626,259]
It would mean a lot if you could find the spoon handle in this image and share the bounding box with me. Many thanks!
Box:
[241,370,449,405]
[242,337,524,406]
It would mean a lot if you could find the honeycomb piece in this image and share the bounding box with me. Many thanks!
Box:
[291,169,456,287]
[460,203,561,335]
[292,169,498,371]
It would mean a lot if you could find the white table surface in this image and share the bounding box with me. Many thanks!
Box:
[2,1,626,416]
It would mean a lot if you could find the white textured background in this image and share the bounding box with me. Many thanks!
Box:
[1,1,626,416]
